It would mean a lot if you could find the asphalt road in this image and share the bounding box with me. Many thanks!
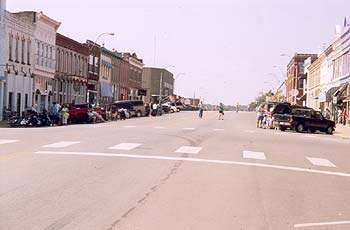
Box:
[0,111,350,230]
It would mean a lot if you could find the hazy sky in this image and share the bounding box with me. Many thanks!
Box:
[7,0,350,105]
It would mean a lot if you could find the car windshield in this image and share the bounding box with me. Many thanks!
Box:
[2,1,349,230]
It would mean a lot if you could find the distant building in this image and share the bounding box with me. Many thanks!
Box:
[123,53,144,100]
[285,53,317,106]
[84,40,101,105]
[142,67,174,103]
[99,47,114,105]
[55,33,89,104]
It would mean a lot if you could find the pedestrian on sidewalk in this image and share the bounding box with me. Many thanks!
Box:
[218,103,225,120]
[61,104,69,125]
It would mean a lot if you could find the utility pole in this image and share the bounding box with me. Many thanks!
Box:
[159,71,163,105]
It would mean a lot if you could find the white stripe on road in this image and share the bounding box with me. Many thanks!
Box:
[243,151,266,160]
[175,146,202,154]
[0,139,19,145]
[109,143,142,151]
[294,220,350,228]
[182,128,195,130]
[306,157,336,167]
[42,141,80,148]
[213,129,225,131]
[35,151,350,178]
[154,126,166,129]
[123,126,137,128]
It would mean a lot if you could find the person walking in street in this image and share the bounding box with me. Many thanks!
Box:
[256,106,264,128]
[50,102,60,125]
[218,103,225,120]
[198,102,204,119]
[60,104,69,125]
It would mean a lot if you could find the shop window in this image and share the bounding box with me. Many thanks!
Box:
[25,94,28,109]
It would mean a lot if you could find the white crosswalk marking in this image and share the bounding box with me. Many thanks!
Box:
[175,146,202,154]
[243,151,266,160]
[154,126,166,129]
[123,126,136,128]
[213,129,224,131]
[109,143,142,151]
[306,157,336,167]
[0,139,19,145]
[42,141,80,148]
[182,128,195,130]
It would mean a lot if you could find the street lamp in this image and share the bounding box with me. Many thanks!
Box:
[88,32,115,51]
[280,53,291,58]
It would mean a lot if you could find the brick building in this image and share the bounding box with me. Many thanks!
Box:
[54,33,89,104]
[123,53,144,100]
[286,53,317,106]
[84,40,100,105]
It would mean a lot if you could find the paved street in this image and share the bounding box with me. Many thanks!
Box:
[1,111,350,230]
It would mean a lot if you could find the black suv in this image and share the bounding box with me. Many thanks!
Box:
[275,108,335,134]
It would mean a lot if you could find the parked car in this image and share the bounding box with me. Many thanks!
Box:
[67,103,105,124]
[111,100,146,117]
[274,108,335,134]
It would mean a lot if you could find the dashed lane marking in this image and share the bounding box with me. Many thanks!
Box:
[35,151,350,178]
[175,146,202,154]
[243,151,266,160]
[0,139,19,145]
[42,141,80,148]
[294,220,350,228]
[109,143,142,151]
[306,157,336,168]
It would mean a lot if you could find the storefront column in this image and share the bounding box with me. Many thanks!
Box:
[0,81,4,121]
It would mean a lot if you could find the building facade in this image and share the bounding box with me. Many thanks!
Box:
[142,67,174,103]
[0,1,6,120]
[2,7,35,117]
[286,53,317,106]
[84,40,100,105]
[306,54,323,110]
[123,53,144,100]
[54,33,88,105]
[99,48,114,105]
[118,55,129,100]
[14,11,61,111]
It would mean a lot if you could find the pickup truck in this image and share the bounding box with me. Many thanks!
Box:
[273,108,335,135]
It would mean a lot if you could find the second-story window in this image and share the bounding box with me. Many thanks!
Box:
[27,39,31,65]
[21,38,25,64]
[15,36,19,62]
[36,42,40,65]
[9,34,13,61]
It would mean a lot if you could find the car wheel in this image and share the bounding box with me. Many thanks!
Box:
[296,123,304,133]
[280,126,286,132]
[326,126,334,135]
[309,128,316,133]
[136,111,142,117]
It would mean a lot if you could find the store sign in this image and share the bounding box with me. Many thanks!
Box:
[333,96,337,104]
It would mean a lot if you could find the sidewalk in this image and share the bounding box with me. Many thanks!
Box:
[335,125,350,139]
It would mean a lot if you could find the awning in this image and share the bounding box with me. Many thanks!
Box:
[343,96,350,102]
[326,86,340,102]
[334,83,348,97]
[100,81,113,97]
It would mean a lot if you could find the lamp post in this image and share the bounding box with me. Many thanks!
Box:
[88,32,115,51]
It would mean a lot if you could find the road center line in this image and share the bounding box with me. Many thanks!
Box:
[35,151,350,178]
[294,220,350,228]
